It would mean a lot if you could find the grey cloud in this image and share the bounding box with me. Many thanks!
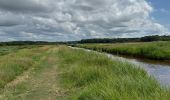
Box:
[0,0,169,41]
[0,0,51,13]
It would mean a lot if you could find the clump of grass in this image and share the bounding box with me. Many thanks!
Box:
[0,46,22,56]
[57,46,170,100]
[0,46,50,88]
[76,41,170,60]
[0,45,40,56]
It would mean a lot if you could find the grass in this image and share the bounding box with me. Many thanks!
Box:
[75,41,170,60]
[0,46,50,89]
[0,46,39,56]
[0,45,170,100]
[0,47,62,100]
[57,46,170,100]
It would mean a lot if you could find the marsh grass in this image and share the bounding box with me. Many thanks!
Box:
[0,45,169,99]
[0,46,39,56]
[0,46,50,88]
[57,46,170,100]
[76,41,170,60]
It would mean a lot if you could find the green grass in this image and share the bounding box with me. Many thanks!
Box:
[0,46,50,89]
[0,45,170,100]
[57,46,170,100]
[75,41,170,60]
[0,47,61,100]
[0,46,40,56]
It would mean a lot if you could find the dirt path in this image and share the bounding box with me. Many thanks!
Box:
[0,47,65,100]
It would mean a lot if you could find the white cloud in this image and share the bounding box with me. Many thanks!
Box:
[0,0,169,41]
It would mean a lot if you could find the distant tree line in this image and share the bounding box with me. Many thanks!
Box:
[0,41,66,46]
[69,35,170,44]
[140,35,170,42]
[0,35,170,46]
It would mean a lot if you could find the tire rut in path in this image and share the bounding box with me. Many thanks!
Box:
[0,47,65,100]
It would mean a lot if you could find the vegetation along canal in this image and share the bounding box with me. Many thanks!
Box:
[71,46,170,86]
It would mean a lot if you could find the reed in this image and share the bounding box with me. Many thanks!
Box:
[76,41,170,60]
[57,46,170,100]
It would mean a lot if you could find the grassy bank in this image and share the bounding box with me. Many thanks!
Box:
[75,41,170,60]
[0,45,170,99]
[57,46,170,100]
[0,46,50,88]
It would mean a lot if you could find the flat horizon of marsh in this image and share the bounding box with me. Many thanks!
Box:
[0,44,170,99]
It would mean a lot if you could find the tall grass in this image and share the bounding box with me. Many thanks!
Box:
[75,41,170,60]
[0,45,40,56]
[57,46,170,100]
[0,46,50,88]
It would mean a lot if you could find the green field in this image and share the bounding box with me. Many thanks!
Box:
[0,45,170,100]
[0,46,37,56]
[75,41,170,60]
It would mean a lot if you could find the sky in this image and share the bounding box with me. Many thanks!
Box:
[149,0,170,30]
[0,0,169,41]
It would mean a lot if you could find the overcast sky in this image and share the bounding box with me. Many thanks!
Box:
[0,0,169,41]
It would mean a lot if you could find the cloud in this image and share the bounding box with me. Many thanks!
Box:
[0,0,169,41]
[160,8,169,14]
[0,0,52,13]
[0,11,26,26]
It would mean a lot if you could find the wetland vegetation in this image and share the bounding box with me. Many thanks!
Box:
[0,44,170,100]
